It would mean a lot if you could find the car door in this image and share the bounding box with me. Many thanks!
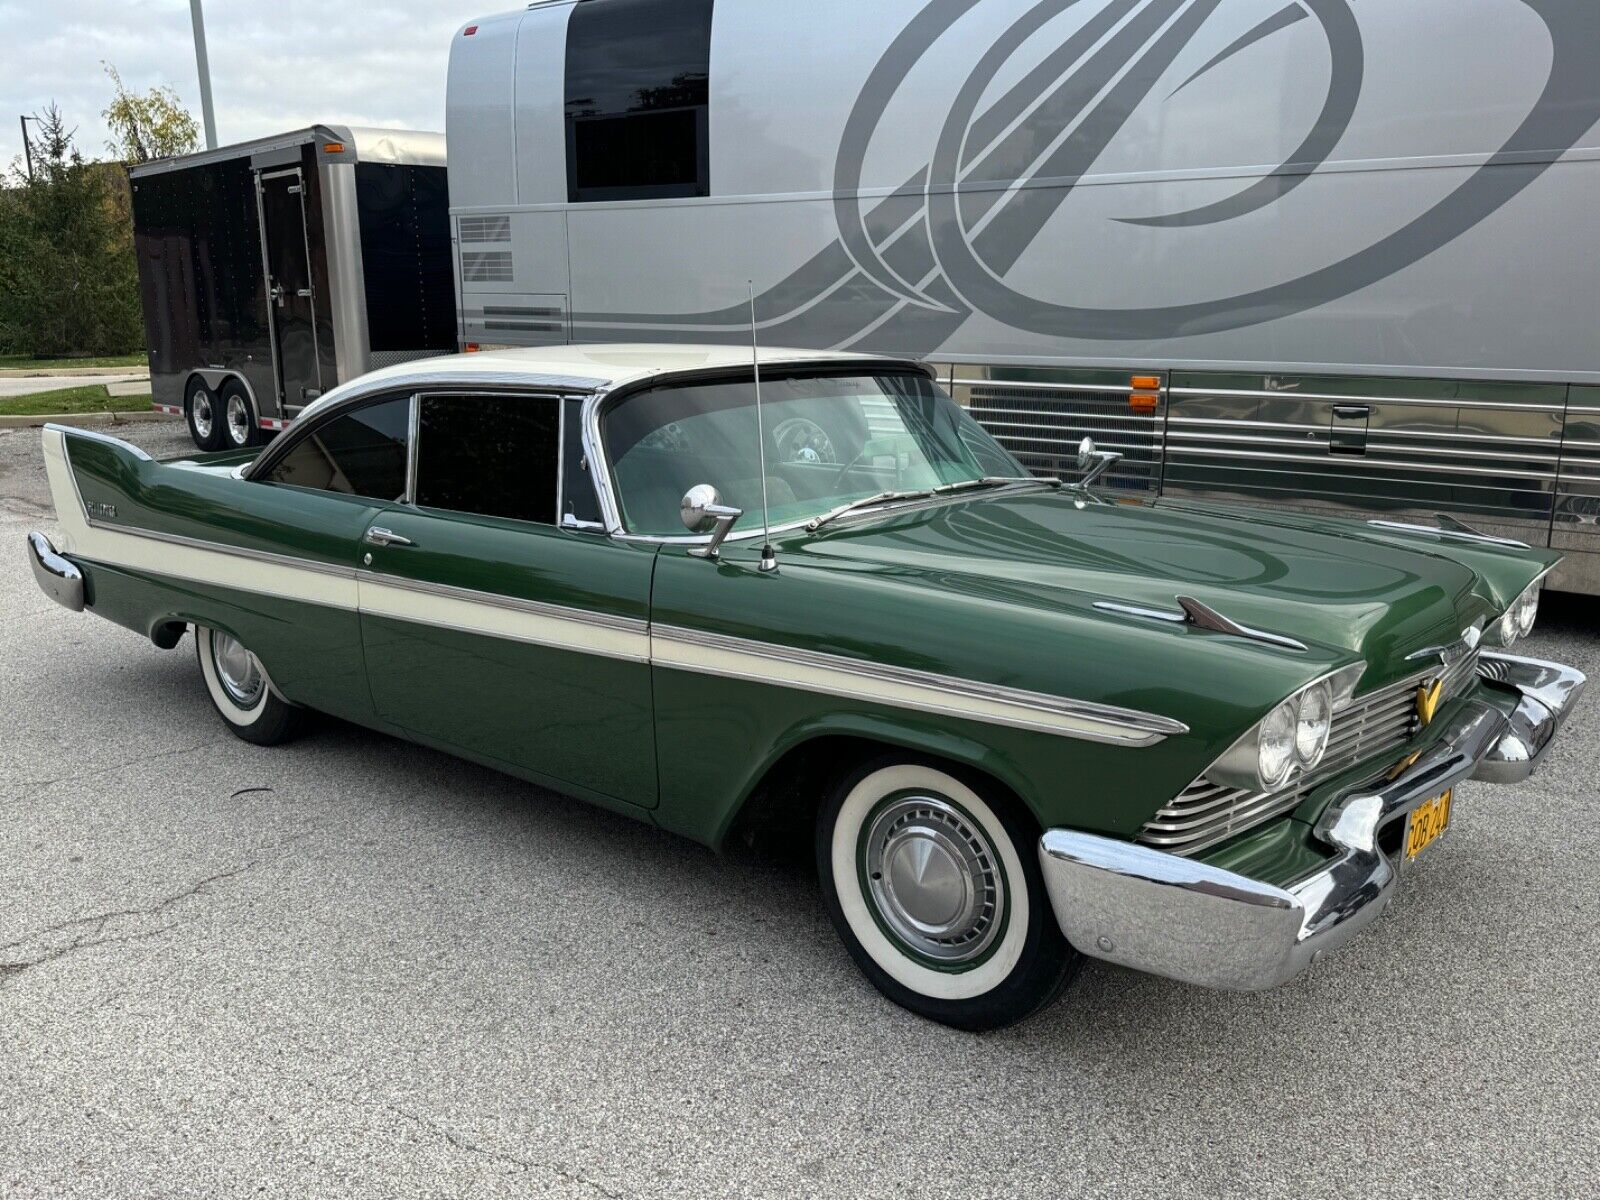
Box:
[357,390,659,810]
[243,391,415,721]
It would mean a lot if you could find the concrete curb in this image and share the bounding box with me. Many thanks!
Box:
[0,410,174,430]
[0,365,149,379]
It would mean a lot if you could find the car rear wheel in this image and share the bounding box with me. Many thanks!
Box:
[194,625,305,745]
[816,756,1080,1030]
[220,380,258,450]
[185,380,226,451]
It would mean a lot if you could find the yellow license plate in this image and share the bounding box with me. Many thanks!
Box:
[1404,789,1453,861]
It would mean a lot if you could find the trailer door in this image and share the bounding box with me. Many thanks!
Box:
[257,168,324,410]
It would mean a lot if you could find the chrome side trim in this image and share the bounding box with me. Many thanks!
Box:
[651,624,1187,746]
[354,569,649,638]
[80,519,356,579]
[1365,518,1531,550]
[26,531,85,611]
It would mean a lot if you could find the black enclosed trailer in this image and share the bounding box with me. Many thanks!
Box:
[129,125,456,450]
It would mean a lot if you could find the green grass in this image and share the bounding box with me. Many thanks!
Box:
[0,352,149,372]
[0,385,155,416]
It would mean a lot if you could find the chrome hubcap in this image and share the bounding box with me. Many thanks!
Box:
[226,395,251,445]
[192,392,214,439]
[212,632,264,707]
[864,795,1004,964]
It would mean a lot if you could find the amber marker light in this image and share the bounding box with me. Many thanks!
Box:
[322,142,345,154]
[464,343,481,353]
[1130,374,1161,413]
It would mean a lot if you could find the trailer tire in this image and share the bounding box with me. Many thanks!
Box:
[185,379,226,451]
[220,379,258,450]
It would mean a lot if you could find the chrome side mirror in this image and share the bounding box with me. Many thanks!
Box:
[1073,436,1122,490]
[681,484,743,559]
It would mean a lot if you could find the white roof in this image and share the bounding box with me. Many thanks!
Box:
[298,344,908,421]
[128,124,445,177]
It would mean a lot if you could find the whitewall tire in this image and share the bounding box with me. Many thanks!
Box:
[816,755,1079,1030]
[194,625,304,745]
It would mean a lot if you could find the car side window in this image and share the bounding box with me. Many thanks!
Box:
[261,397,410,501]
[415,394,559,524]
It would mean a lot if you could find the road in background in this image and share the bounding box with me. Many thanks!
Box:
[0,373,149,399]
[2,423,1597,1198]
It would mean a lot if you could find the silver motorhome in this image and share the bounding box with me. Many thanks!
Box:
[445,0,1600,592]
[130,126,456,450]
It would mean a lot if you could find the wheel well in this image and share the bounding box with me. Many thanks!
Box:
[722,734,1031,855]
[151,620,187,650]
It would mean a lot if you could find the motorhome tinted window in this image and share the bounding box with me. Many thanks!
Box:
[416,395,560,525]
[263,397,410,501]
[565,0,713,202]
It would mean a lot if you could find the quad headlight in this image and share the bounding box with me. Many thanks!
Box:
[1490,579,1542,647]
[1208,672,1353,794]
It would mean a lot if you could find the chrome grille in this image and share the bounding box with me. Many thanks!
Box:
[1139,646,1481,855]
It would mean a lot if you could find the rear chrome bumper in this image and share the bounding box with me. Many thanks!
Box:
[1038,653,1585,991]
[26,531,84,612]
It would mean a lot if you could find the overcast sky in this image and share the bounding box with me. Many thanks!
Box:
[0,0,494,170]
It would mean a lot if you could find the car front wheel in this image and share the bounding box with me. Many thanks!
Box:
[816,756,1080,1030]
[194,625,305,745]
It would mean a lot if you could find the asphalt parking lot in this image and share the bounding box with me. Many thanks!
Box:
[2,420,1597,1198]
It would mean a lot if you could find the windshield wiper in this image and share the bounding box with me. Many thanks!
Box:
[806,488,934,532]
[805,476,1061,533]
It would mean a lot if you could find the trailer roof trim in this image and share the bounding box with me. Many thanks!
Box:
[128,125,446,178]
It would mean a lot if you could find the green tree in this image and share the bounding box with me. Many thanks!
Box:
[102,64,200,163]
[0,105,143,357]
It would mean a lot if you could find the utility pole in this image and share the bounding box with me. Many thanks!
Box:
[18,114,36,180]
[189,0,218,149]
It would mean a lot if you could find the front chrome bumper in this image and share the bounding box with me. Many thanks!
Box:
[26,530,84,612]
[1038,653,1585,991]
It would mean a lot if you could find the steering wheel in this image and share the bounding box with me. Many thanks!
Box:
[771,417,837,466]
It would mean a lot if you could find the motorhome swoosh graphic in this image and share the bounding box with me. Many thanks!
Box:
[571,0,1600,350]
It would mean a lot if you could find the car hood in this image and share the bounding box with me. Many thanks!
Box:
[788,488,1489,673]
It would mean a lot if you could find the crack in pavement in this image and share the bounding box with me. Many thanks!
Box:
[387,1106,630,1200]
[0,861,258,987]
[13,742,214,791]
[0,818,327,993]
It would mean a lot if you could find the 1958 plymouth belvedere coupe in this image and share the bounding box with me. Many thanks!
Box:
[27,345,1585,1029]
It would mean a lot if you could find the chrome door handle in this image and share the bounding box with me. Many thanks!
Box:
[364,527,414,547]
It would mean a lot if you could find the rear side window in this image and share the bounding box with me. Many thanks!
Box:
[565,0,714,202]
[262,397,410,501]
[415,394,559,524]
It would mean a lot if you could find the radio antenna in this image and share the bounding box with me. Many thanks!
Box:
[749,280,777,572]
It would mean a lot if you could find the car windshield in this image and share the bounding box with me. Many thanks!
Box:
[600,370,1028,536]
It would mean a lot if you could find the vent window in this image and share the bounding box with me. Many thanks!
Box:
[564,0,714,202]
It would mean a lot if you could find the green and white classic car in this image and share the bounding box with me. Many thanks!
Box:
[28,345,1585,1029]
